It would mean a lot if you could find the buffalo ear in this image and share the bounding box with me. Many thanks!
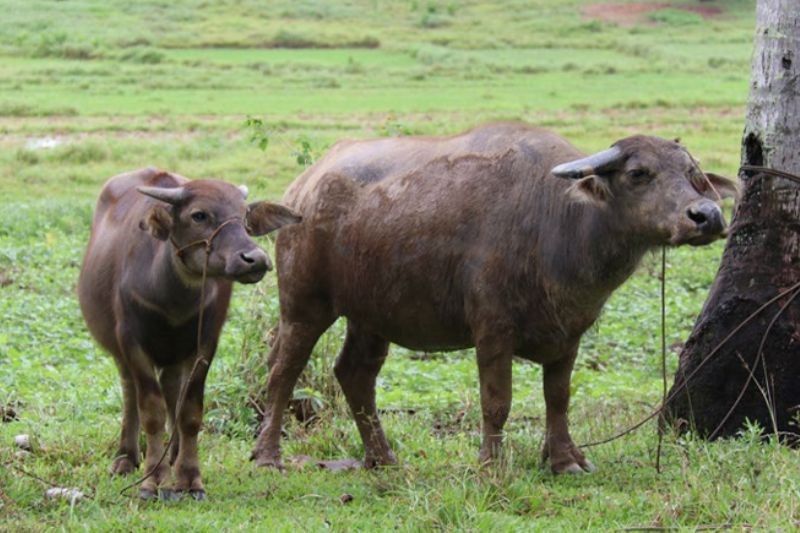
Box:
[139,205,172,241]
[566,175,612,206]
[246,202,302,236]
[703,173,740,201]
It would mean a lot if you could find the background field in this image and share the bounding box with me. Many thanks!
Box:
[3,0,798,530]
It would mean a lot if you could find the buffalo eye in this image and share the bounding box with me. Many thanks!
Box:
[191,211,208,223]
[627,168,652,184]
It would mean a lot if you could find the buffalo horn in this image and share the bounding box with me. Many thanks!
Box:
[137,186,189,205]
[550,146,623,180]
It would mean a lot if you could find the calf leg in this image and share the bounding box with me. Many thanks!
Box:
[159,365,183,466]
[252,316,332,469]
[127,349,171,499]
[334,323,395,468]
[475,335,513,463]
[110,359,140,475]
[541,349,594,474]
[172,357,211,500]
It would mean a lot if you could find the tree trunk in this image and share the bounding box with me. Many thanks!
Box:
[665,0,800,440]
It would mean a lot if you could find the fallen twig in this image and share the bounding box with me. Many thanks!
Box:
[655,246,667,473]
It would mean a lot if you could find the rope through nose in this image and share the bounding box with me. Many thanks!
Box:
[170,216,243,263]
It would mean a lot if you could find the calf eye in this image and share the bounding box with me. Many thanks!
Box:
[191,211,208,223]
[627,169,652,183]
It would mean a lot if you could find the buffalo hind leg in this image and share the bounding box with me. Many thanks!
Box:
[334,323,396,468]
[110,359,140,476]
[541,348,594,474]
[475,333,513,464]
[252,315,333,470]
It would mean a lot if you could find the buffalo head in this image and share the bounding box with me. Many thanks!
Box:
[137,181,301,283]
[551,135,738,246]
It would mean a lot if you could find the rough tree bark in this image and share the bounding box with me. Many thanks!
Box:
[665,0,800,439]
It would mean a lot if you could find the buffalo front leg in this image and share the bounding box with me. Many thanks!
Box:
[475,337,513,464]
[334,323,395,468]
[541,349,594,474]
[252,319,331,469]
[172,357,211,500]
[110,358,140,475]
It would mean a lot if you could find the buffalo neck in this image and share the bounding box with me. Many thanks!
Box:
[532,195,651,303]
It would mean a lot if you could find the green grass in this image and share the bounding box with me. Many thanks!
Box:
[3,0,799,530]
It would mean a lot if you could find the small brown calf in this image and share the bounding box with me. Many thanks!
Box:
[79,168,300,500]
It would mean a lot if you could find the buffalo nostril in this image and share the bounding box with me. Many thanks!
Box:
[240,251,255,264]
[687,207,708,226]
[687,202,724,235]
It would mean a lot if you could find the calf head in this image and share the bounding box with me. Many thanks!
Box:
[551,135,738,246]
[138,180,301,283]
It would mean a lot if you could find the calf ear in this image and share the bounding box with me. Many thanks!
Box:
[566,175,612,206]
[246,202,302,236]
[139,205,172,240]
[702,173,740,201]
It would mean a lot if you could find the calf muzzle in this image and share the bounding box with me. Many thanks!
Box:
[227,247,271,283]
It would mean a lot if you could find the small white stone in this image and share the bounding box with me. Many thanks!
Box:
[45,488,85,503]
[13,434,31,451]
[25,136,64,150]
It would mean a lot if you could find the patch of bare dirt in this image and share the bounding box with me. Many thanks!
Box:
[583,2,724,27]
[0,269,14,288]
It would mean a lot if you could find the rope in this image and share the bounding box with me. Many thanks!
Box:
[655,246,667,473]
[740,165,800,185]
[707,284,800,439]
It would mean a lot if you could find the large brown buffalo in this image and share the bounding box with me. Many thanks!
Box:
[251,122,737,474]
[79,168,300,499]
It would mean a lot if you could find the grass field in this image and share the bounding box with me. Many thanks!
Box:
[4,0,800,530]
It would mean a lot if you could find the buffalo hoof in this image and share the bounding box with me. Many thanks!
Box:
[138,488,158,501]
[477,452,502,467]
[189,489,206,501]
[110,456,138,476]
[553,460,596,475]
[364,451,398,469]
[252,453,285,471]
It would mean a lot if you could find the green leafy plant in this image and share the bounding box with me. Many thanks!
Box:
[292,135,316,167]
[243,116,271,151]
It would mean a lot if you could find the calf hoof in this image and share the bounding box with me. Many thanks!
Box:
[138,488,158,501]
[189,489,206,501]
[110,456,138,476]
[158,489,182,502]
